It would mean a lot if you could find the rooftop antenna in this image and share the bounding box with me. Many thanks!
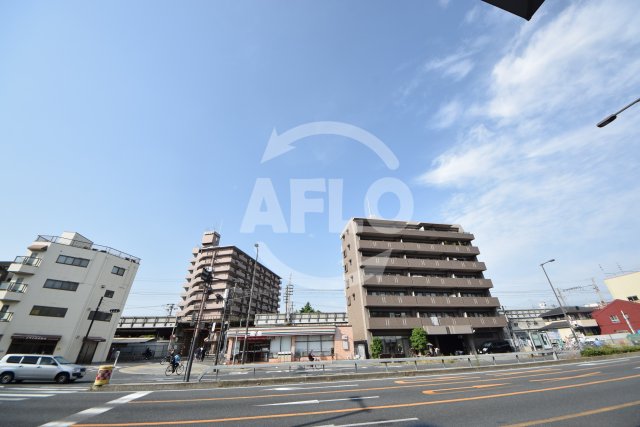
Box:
[366,197,374,218]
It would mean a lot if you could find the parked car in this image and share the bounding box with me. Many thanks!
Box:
[478,340,514,354]
[0,354,86,384]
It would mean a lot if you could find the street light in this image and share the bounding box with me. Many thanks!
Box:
[241,243,259,364]
[540,259,582,350]
[597,96,640,128]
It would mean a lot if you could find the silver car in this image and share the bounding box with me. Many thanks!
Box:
[0,354,87,384]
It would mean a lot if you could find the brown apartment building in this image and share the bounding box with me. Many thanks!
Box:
[177,232,281,354]
[341,218,507,357]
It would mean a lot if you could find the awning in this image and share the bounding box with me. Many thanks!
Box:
[27,242,49,251]
[12,333,61,341]
[111,337,155,344]
[84,336,106,342]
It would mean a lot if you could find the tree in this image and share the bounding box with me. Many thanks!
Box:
[409,327,429,356]
[299,302,317,313]
[370,337,383,359]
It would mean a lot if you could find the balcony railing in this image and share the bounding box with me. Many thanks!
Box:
[36,235,140,264]
[0,311,14,322]
[12,256,42,267]
[0,282,28,293]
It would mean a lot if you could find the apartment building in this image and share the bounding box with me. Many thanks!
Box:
[0,232,139,363]
[341,218,507,357]
[177,232,281,354]
[604,271,640,303]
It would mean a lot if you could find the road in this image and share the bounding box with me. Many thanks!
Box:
[2,355,639,426]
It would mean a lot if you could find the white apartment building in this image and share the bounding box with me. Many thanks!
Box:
[0,232,139,363]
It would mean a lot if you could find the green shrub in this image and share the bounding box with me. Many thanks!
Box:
[370,337,383,359]
[580,344,640,357]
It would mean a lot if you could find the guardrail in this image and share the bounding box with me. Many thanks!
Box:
[198,350,561,382]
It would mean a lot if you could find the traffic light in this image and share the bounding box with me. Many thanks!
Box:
[201,267,213,284]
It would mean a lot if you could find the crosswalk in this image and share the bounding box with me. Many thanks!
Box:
[0,385,87,402]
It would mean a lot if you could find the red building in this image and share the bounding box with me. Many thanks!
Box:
[591,300,640,334]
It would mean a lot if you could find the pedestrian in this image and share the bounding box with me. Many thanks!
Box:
[199,346,205,361]
[195,347,202,361]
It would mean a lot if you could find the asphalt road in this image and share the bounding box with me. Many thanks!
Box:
[2,355,640,426]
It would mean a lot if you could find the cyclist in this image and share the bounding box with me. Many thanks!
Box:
[171,352,181,373]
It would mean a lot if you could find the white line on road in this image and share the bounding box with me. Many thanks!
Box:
[0,397,26,401]
[314,417,419,427]
[0,393,55,397]
[257,396,379,406]
[579,358,630,366]
[265,384,359,391]
[40,391,152,427]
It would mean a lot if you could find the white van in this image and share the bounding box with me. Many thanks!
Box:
[0,354,86,384]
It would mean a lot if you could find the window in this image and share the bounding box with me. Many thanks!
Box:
[56,255,89,268]
[610,315,620,323]
[628,295,639,302]
[111,266,125,276]
[295,335,333,357]
[6,356,21,363]
[88,311,113,322]
[104,290,115,298]
[39,357,57,366]
[21,356,39,364]
[30,305,67,318]
[44,279,79,292]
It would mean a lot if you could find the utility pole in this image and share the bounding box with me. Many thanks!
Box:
[592,278,606,306]
[540,260,582,351]
[165,303,178,353]
[213,279,240,367]
[621,311,635,334]
[284,275,293,324]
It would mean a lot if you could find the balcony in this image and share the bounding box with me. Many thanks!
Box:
[359,240,480,257]
[0,282,27,302]
[368,317,423,330]
[414,296,500,308]
[8,256,42,275]
[357,226,474,242]
[364,295,419,307]
[0,311,14,322]
[363,275,493,290]
[468,316,508,328]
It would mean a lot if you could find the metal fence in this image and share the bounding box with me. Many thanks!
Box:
[198,350,561,382]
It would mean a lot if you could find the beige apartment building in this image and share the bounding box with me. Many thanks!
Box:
[0,232,139,363]
[341,218,507,357]
[604,271,640,303]
[176,232,281,354]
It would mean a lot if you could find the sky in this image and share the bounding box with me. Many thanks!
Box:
[1,0,639,316]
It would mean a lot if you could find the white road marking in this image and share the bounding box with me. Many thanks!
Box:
[40,391,152,427]
[0,393,55,397]
[314,417,419,427]
[258,396,379,406]
[579,358,630,366]
[266,384,359,391]
[0,397,27,401]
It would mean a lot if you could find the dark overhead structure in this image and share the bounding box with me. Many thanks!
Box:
[481,0,546,21]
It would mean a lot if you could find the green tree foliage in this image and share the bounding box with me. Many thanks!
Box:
[370,337,383,359]
[409,327,429,355]
[299,302,317,313]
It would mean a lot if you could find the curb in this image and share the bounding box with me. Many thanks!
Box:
[89,352,639,392]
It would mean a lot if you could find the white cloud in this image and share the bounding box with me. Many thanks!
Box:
[487,2,640,124]
[428,99,464,130]
[424,51,475,81]
[417,1,640,307]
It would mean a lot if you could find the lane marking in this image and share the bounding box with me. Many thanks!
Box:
[258,396,379,406]
[579,358,630,366]
[40,391,152,427]
[0,393,55,397]
[530,372,600,382]
[314,417,419,426]
[394,375,480,384]
[265,384,359,391]
[73,373,640,426]
[422,383,508,395]
[0,397,26,401]
[130,366,603,405]
[487,368,560,377]
[504,399,640,427]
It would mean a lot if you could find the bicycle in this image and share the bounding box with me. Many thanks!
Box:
[165,362,184,376]
[159,355,172,365]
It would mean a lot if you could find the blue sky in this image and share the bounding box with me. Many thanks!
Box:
[1,1,639,316]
